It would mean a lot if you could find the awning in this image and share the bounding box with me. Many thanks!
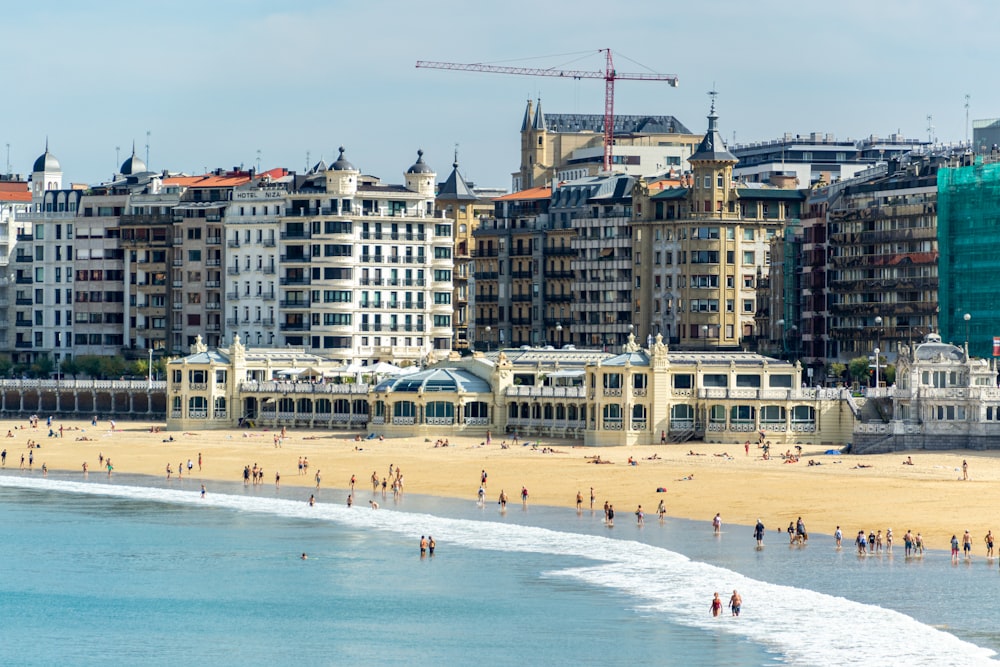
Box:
[546,369,585,379]
[275,368,308,377]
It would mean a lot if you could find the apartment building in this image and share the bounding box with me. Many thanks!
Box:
[0,175,29,349]
[222,174,287,348]
[514,99,700,190]
[278,149,454,365]
[632,105,803,350]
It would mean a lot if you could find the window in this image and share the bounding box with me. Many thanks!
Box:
[188,250,201,262]
[690,251,719,264]
[433,315,451,326]
[743,251,755,265]
[434,247,452,259]
[434,292,451,304]
[743,299,754,313]
[433,269,451,281]
[187,228,202,240]
[743,275,755,288]
[743,228,754,240]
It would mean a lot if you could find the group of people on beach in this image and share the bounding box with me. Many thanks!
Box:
[711,590,742,618]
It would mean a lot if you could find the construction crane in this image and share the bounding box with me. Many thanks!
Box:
[416,49,678,173]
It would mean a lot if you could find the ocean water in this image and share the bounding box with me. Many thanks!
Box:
[0,471,996,667]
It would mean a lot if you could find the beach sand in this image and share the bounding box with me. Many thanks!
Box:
[4,417,994,551]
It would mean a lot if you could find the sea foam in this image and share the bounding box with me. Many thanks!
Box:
[2,475,995,667]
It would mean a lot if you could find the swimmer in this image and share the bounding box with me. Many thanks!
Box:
[711,592,722,617]
[729,590,742,617]
[420,535,428,556]
[301,553,308,560]
[200,484,206,498]
[308,494,315,506]
[428,535,435,556]
[369,500,379,510]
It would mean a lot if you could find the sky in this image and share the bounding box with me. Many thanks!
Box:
[3,1,997,191]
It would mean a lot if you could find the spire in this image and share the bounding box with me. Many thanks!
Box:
[532,98,546,131]
[688,90,737,164]
[521,99,534,132]
[438,159,478,201]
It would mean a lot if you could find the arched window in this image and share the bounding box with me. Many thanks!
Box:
[602,403,623,430]
[425,401,454,425]
[213,396,227,418]
[631,404,647,430]
[188,395,207,418]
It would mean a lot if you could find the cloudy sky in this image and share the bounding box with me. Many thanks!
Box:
[2,1,994,190]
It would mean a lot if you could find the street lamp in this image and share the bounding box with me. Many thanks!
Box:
[874,315,882,355]
[964,312,971,350]
[873,347,880,389]
[485,325,492,353]
[148,347,153,388]
[777,318,785,358]
[701,324,708,351]
[555,322,562,348]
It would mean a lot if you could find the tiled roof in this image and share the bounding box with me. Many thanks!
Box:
[495,186,551,201]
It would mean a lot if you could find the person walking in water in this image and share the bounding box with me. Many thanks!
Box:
[635,505,644,526]
[729,590,742,617]
[754,519,765,547]
[712,513,722,535]
[711,592,723,617]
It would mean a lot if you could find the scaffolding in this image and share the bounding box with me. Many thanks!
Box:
[937,157,1000,357]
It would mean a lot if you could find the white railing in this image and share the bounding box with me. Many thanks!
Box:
[603,388,623,397]
[707,423,727,431]
[213,411,227,419]
[790,423,817,432]
[729,423,755,432]
[189,383,208,391]
[505,386,585,398]
[426,416,454,426]
[239,381,371,394]
[371,416,385,425]
[393,416,416,425]
[632,388,647,396]
[465,417,489,426]
[602,420,623,430]
[630,420,647,431]
[670,419,695,431]
[189,409,208,418]
[170,410,182,419]
[0,379,167,391]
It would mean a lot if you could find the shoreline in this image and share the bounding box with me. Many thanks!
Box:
[2,417,997,550]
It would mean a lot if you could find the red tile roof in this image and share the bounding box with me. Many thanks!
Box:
[494,186,551,201]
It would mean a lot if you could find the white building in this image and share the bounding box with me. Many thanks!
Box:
[278,148,454,366]
[224,175,288,348]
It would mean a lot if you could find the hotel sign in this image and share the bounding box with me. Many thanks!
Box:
[233,189,284,201]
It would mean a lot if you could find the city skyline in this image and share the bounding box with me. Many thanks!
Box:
[3,1,996,189]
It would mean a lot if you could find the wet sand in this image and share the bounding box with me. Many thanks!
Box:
[4,418,995,550]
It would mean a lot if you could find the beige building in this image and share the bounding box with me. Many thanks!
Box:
[632,104,804,350]
[167,333,853,448]
[515,99,701,190]
[436,159,493,350]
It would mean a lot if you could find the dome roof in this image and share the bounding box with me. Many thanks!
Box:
[406,149,433,174]
[914,341,965,362]
[330,146,356,172]
[311,159,328,174]
[33,148,60,173]
[373,367,492,394]
[120,152,146,176]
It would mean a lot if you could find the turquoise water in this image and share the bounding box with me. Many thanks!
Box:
[0,471,997,666]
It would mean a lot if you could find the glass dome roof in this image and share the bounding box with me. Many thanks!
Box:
[374,368,491,394]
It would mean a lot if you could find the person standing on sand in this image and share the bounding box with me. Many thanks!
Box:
[886,528,893,553]
[275,471,280,488]
[729,590,742,616]
[962,459,969,480]
[350,474,356,493]
[576,491,583,511]
[198,452,202,471]
[711,592,722,617]
[744,440,750,456]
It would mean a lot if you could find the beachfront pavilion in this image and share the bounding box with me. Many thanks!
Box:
[166,333,855,446]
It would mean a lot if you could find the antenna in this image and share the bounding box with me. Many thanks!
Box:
[115,145,121,169]
[454,142,459,164]
[926,114,934,145]
[256,149,262,173]
[4,143,9,175]
[708,85,718,114]
[145,130,151,168]
[965,94,971,145]
[305,151,311,172]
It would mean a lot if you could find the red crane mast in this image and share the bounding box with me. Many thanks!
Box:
[416,49,679,173]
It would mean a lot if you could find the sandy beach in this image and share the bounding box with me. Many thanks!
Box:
[4,417,996,552]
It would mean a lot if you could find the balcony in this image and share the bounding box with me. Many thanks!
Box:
[15,319,32,327]
[280,299,310,308]
[511,270,534,279]
[263,266,276,274]
[477,294,499,303]
[280,276,311,286]
[227,266,240,275]
[16,234,32,242]
[206,302,221,310]
[15,277,32,285]
[545,246,575,256]
[547,293,573,303]
[15,297,32,306]
[261,291,275,301]
[15,341,31,348]
[263,238,276,247]
[280,231,312,240]
[226,292,240,300]
[15,255,32,263]
[172,259,184,267]
[262,318,275,327]
[475,248,499,257]
[227,239,241,248]
[206,323,221,332]
[280,322,311,332]
[205,259,221,267]
[226,318,238,327]
[511,294,533,302]
[205,280,221,288]
[476,272,499,280]
[206,236,222,246]
[280,254,311,262]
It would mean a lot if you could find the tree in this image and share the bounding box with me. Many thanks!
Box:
[848,356,871,384]
[29,355,55,379]
[884,363,896,386]
[76,355,103,379]
[827,362,847,383]
[0,355,13,378]
[98,356,127,379]
[60,356,80,379]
